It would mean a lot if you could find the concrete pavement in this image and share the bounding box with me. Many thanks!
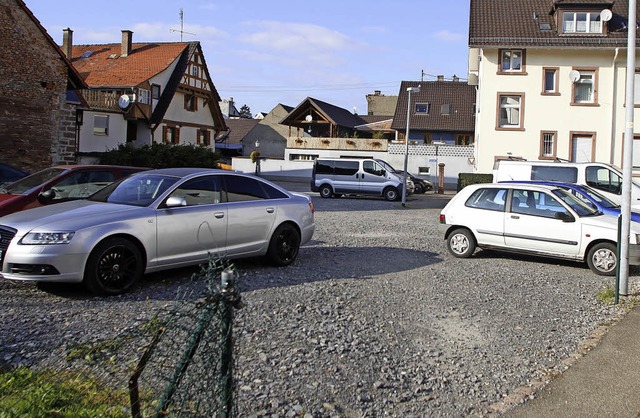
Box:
[505,301,640,418]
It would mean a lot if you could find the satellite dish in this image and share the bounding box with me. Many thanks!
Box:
[600,9,613,22]
[569,70,581,83]
[118,94,131,110]
[305,115,312,123]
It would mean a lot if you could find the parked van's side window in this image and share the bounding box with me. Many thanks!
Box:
[363,160,384,176]
[586,167,622,195]
[531,166,578,182]
[316,160,334,175]
[334,161,359,176]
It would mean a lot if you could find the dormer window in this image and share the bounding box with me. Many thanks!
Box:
[562,11,602,34]
[415,103,430,114]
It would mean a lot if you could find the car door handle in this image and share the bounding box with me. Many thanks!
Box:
[511,215,520,219]
[266,208,275,213]
[214,212,225,219]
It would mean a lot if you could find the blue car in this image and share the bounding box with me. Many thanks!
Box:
[500,180,640,223]
[0,162,28,185]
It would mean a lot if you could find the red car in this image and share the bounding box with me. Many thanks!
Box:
[0,165,147,218]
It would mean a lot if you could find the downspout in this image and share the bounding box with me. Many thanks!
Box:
[610,47,620,164]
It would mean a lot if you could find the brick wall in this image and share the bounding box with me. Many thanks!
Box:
[0,1,78,172]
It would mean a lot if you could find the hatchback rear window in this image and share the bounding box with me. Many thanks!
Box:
[465,188,507,211]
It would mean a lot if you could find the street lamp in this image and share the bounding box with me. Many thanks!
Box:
[402,85,420,207]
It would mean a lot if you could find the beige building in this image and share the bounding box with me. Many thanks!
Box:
[469,0,640,174]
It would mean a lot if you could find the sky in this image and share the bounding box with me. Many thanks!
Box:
[25,0,471,117]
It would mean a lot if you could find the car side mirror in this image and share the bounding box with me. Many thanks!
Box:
[165,196,187,207]
[555,211,575,223]
[37,189,55,204]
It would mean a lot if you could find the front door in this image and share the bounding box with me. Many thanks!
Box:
[504,189,582,257]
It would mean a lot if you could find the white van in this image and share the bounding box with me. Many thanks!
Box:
[493,160,640,209]
[311,158,411,201]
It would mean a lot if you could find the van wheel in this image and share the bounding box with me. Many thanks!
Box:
[383,187,399,201]
[586,242,617,276]
[319,185,333,198]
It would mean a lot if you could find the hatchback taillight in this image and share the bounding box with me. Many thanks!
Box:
[439,214,446,223]
[309,201,314,215]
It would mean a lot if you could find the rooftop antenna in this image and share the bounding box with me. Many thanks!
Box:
[170,8,196,41]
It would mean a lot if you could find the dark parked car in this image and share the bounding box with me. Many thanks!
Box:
[0,165,146,218]
[396,171,433,194]
[0,162,28,185]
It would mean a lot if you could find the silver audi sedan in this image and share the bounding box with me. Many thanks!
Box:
[0,168,315,295]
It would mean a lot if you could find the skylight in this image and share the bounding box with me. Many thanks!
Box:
[80,50,94,59]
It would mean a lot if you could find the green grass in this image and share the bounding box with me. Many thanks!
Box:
[0,367,130,417]
[597,286,616,305]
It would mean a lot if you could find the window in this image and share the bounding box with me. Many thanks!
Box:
[93,115,109,135]
[191,65,199,77]
[441,104,450,115]
[289,154,318,161]
[184,94,197,112]
[152,84,161,100]
[415,103,430,114]
[465,188,506,211]
[531,166,578,182]
[169,176,221,206]
[363,160,385,177]
[562,11,602,34]
[197,129,211,146]
[163,126,179,144]
[542,68,559,94]
[137,88,151,105]
[499,49,525,73]
[540,131,557,159]
[497,93,524,129]
[586,166,622,195]
[422,132,433,144]
[222,174,287,202]
[456,134,474,145]
[572,69,597,105]
[634,70,640,106]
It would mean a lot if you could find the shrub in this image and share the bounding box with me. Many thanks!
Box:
[98,143,221,169]
[457,173,493,191]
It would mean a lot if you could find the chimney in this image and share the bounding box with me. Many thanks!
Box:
[437,75,445,82]
[374,90,381,96]
[121,30,133,56]
[62,28,73,58]
[453,75,459,82]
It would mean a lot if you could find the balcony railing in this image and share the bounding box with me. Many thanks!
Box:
[286,137,388,151]
[79,90,123,111]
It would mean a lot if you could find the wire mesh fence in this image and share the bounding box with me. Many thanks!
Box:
[0,256,243,417]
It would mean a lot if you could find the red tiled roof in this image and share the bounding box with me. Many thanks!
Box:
[71,42,189,87]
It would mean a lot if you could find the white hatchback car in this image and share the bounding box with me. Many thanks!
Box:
[438,183,640,276]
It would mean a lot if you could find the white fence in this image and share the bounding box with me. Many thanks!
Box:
[231,144,475,190]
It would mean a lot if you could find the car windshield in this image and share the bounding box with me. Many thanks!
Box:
[579,185,619,209]
[89,174,179,207]
[0,168,66,194]
[551,188,600,217]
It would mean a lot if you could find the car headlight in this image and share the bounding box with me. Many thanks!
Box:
[21,231,75,245]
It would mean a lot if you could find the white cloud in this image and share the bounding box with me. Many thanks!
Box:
[435,30,465,42]
[239,21,361,52]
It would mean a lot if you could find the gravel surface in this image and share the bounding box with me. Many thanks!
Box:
[0,186,637,417]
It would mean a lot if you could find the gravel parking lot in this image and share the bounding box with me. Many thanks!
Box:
[0,186,636,417]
